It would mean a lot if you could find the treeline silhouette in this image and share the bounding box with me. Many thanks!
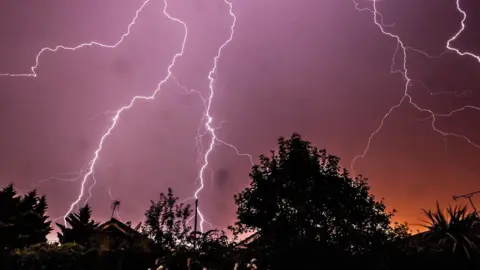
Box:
[1,133,480,269]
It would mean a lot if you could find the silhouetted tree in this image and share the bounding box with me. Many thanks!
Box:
[142,187,192,252]
[0,184,20,251]
[419,202,480,258]
[0,184,51,251]
[383,222,413,254]
[189,229,235,269]
[56,204,98,247]
[230,133,396,267]
[389,222,412,242]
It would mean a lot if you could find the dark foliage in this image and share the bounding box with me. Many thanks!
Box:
[417,203,480,258]
[0,184,51,251]
[56,204,99,248]
[12,243,87,270]
[4,134,480,269]
[142,187,193,252]
[0,243,158,270]
[189,229,236,269]
[230,133,401,267]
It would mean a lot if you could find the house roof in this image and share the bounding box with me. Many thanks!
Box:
[236,231,261,248]
[96,218,141,236]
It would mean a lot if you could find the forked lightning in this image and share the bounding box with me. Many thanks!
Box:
[351,0,480,174]
[1,0,254,231]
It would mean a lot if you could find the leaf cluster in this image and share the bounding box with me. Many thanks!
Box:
[142,187,193,251]
[56,204,99,248]
[419,203,480,258]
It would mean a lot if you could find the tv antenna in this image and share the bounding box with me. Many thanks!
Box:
[453,190,480,217]
[111,200,121,219]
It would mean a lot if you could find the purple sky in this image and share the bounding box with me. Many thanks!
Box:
[1,0,480,236]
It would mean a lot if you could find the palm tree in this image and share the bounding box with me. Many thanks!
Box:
[56,204,99,247]
[419,202,480,258]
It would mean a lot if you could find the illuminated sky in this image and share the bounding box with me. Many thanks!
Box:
[1,0,480,235]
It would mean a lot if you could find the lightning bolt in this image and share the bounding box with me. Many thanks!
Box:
[188,0,253,232]
[5,0,254,232]
[0,0,152,78]
[30,166,89,188]
[3,0,152,223]
[61,0,189,225]
[6,0,480,235]
[447,0,480,63]
[84,170,98,206]
[414,80,473,98]
[351,0,480,174]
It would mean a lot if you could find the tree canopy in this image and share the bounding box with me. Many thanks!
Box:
[231,133,396,263]
[0,184,51,251]
[56,204,98,248]
[142,187,192,252]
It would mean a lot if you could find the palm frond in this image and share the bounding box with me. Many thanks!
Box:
[420,202,480,258]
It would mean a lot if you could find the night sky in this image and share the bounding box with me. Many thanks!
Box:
[1,0,480,237]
